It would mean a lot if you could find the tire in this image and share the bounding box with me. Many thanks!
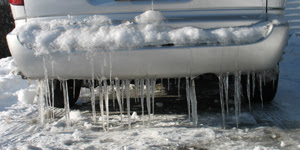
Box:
[51,80,82,108]
[242,66,279,103]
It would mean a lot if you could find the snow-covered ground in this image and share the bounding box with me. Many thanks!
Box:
[1,0,300,149]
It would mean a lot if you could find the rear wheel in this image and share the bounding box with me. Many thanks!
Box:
[51,80,82,108]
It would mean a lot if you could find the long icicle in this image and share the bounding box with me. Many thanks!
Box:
[73,80,76,99]
[151,79,156,115]
[146,79,151,125]
[259,73,264,108]
[185,77,191,122]
[43,57,51,121]
[140,79,145,125]
[90,80,96,124]
[104,80,110,130]
[223,73,229,115]
[98,80,106,131]
[190,78,198,127]
[252,72,256,98]
[234,72,240,128]
[125,80,131,129]
[247,72,252,112]
[121,80,125,111]
[238,72,242,117]
[218,74,226,128]
[111,80,115,109]
[178,77,181,98]
[115,79,123,121]
[38,80,45,124]
[135,79,139,103]
[44,79,51,121]
[62,81,71,128]
[51,79,55,119]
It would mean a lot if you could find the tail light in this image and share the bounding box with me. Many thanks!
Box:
[9,0,24,5]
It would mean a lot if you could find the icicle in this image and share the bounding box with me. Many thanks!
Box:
[223,73,229,115]
[263,71,266,86]
[90,60,97,123]
[125,80,131,129]
[167,78,170,91]
[115,79,123,121]
[62,80,71,128]
[44,79,51,120]
[234,72,241,128]
[111,80,115,109]
[51,79,55,119]
[151,0,154,11]
[38,81,46,124]
[218,74,226,128]
[98,80,106,131]
[109,53,112,83]
[178,78,181,97]
[43,57,51,120]
[185,77,191,122]
[135,79,140,103]
[90,80,97,124]
[73,80,76,99]
[121,80,125,110]
[259,73,264,108]
[140,79,145,125]
[247,72,252,112]
[160,78,163,91]
[104,80,110,129]
[252,72,256,98]
[146,79,151,125]
[151,79,156,115]
[238,73,242,117]
[190,78,198,127]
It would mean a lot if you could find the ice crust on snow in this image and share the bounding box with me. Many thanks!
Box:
[14,10,273,55]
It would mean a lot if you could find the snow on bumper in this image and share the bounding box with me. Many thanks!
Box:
[7,24,289,80]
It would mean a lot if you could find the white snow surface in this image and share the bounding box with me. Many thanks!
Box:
[1,1,300,149]
[14,10,272,55]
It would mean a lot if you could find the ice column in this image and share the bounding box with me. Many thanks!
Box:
[234,72,241,128]
[151,79,156,115]
[140,79,145,125]
[125,80,131,129]
[98,80,106,131]
[62,81,71,128]
[104,80,110,129]
[146,79,152,125]
[187,78,198,126]
[185,77,191,121]
[218,74,226,128]
[223,73,229,115]
[90,80,97,124]
[115,79,123,121]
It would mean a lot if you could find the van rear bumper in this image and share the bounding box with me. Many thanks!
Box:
[7,24,289,80]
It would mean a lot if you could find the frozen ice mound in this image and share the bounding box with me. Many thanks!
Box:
[14,10,273,55]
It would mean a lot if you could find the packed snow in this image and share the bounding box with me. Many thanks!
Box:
[14,10,272,55]
[1,0,300,149]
